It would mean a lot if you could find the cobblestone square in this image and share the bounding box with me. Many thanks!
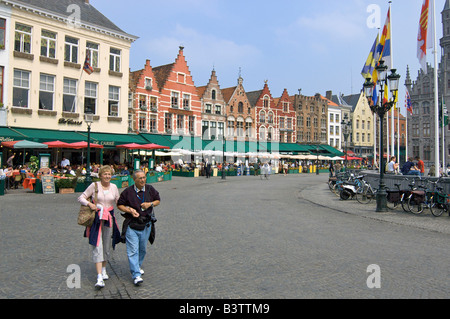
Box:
[0,174,449,299]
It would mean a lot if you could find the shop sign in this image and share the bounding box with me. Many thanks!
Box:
[58,118,83,126]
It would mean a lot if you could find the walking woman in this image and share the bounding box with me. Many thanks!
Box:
[78,165,121,289]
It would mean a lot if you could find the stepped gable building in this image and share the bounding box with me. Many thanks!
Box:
[290,92,328,145]
[128,59,160,133]
[247,81,276,142]
[340,91,374,159]
[0,0,137,134]
[275,88,296,143]
[197,69,226,140]
[151,46,202,137]
[221,76,255,141]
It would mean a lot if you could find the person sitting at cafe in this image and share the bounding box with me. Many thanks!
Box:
[401,157,420,176]
[121,166,130,175]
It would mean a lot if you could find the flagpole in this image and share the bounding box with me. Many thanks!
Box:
[442,94,445,172]
[432,0,439,177]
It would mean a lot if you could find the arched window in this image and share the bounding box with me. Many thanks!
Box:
[259,110,265,123]
[260,126,266,140]
[268,112,273,124]
[238,102,244,113]
[211,89,216,100]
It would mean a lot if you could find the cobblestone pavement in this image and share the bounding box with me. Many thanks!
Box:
[0,174,449,299]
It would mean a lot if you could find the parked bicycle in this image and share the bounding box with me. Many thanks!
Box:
[407,179,441,214]
[430,185,450,217]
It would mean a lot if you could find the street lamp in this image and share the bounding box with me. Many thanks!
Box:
[341,114,351,171]
[84,113,94,186]
[363,60,400,212]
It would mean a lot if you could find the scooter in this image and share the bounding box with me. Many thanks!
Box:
[339,175,364,200]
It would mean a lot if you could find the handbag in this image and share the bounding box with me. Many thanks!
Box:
[77,182,98,227]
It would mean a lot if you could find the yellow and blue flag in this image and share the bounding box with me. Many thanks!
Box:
[361,35,379,80]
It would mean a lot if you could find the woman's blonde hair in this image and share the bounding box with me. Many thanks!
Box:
[98,165,113,177]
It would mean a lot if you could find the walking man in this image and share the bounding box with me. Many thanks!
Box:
[118,170,161,286]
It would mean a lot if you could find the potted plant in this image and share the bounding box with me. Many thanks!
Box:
[56,177,77,194]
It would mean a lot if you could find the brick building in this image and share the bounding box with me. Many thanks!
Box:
[221,76,255,141]
[197,69,226,140]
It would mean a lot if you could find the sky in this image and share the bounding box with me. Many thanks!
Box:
[91,0,447,115]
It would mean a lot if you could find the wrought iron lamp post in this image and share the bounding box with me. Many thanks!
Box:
[341,114,351,171]
[363,60,401,212]
[84,114,94,186]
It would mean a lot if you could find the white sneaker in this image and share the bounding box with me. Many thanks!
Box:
[102,270,109,280]
[134,276,143,286]
[139,268,144,275]
[95,277,105,289]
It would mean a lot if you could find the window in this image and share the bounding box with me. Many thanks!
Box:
[139,95,147,110]
[86,42,99,68]
[13,69,30,108]
[211,89,216,100]
[238,102,244,113]
[330,114,334,123]
[149,115,157,132]
[245,122,252,137]
[260,127,266,140]
[205,103,212,114]
[39,74,55,110]
[109,48,121,72]
[171,91,179,108]
[108,86,120,116]
[0,66,3,104]
[268,112,273,124]
[65,36,78,63]
[218,122,224,137]
[177,114,184,132]
[84,81,97,114]
[145,78,152,89]
[139,113,146,131]
[283,102,289,113]
[215,105,221,115]
[189,116,195,134]
[41,30,56,58]
[259,111,265,123]
[203,121,210,139]
[423,123,431,137]
[210,121,217,139]
[178,73,185,83]
[63,78,77,112]
[280,118,285,129]
[165,113,172,133]
[150,96,157,111]
[0,19,5,47]
[268,127,273,141]
[15,23,32,53]
[236,121,244,137]
[183,94,190,110]
[227,120,234,136]
[263,96,269,108]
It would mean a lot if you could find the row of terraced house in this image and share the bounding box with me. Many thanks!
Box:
[0,0,402,163]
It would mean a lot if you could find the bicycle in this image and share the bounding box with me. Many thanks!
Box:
[430,185,450,217]
[355,178,377,204]
[407,179,440,214]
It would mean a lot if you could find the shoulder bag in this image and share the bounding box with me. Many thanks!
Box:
[77,182,98,227]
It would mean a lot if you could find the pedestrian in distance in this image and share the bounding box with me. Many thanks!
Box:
[401,157,420,176]
[205,160,211,178]
[117,170,161,286]
[78,165,121,290]
[415,156,425,177]
[329,161,334,177]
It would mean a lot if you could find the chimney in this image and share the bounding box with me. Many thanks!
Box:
[85,0,89,4]
[326,90,332,100]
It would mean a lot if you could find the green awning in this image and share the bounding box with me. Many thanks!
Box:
[9,127,86,143]
[0,127,28,142]
[88,132,148,148]
[140,133,176,148]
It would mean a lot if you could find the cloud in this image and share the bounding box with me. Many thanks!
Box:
[146,24,262,73]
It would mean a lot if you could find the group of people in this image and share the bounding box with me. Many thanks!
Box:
[386,156,425,176]
[77,166,161,289]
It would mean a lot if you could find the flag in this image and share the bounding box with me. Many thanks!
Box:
[379,8,392,70]
[405,89,412,115]
[83,49,94,75]
[372,8,391,83]
[361,35,379,80]
[417,0,433,73]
